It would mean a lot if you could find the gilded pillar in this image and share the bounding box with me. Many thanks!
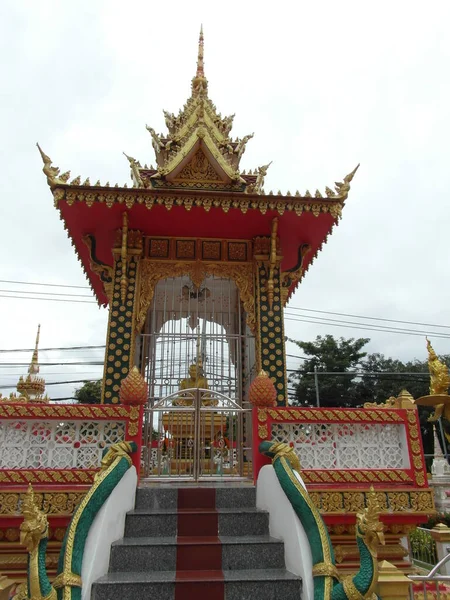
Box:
[254,228,288,407]
[101,222,143,404]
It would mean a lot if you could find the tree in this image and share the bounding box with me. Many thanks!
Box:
[355,353,431,404]
[289,335,369,408]
[74,380,102,404]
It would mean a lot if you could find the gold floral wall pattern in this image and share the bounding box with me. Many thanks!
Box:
[136,259,255,334]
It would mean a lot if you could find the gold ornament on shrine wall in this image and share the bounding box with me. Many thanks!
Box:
[136,259,256,334]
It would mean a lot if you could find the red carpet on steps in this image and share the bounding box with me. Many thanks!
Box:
[175,488,224,600]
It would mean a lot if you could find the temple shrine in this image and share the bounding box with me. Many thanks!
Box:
[0,27,439,600]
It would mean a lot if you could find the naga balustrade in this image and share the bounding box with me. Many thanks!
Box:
[252,404,435,575]
[0,401,144,582]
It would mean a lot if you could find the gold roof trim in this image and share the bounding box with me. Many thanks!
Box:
[53,185,345,218]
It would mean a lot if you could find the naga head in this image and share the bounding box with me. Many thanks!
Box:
[259,440,301,474]
[356,487,385,554]
[20,485,48,552]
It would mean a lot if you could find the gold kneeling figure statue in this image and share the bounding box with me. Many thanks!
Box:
[174,363,217,406]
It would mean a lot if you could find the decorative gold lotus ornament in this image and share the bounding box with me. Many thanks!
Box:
[119,366,148,405]
[249,370,277,407]
[415,338,450,421]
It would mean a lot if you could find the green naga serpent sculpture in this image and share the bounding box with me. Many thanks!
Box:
[259,440,385,600]
[14,441,137,600]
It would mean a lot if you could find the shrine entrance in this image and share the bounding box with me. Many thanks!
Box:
[139,274,255,480]
[142,388,251,480]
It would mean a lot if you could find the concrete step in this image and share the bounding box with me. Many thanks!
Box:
[135,485,256,510]
[92,568,302,600]
[124,507,269,538]
[109,535,285,572]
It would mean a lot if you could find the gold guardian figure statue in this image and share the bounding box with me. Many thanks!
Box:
[415,338,450,421]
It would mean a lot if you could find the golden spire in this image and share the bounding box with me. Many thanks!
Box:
[196,24,205,79]
[29,324,40,376]
[191,25,208,97]
[16,325,47,402]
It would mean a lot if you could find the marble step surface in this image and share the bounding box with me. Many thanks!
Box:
[135,485,257,510]
[109,534,285,572]
[124,507,270,538]
[92,568,302,600]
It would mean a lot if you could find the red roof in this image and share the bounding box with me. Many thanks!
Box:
[58,188,340,306]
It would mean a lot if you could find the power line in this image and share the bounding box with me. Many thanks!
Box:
[2,278,449,330]
[284,315,450,339]
[0,345,105,353]
[0,378,98,390]
[289,306,450,330]
[0,289,93,298]
[0,279,90,289]
[0,361,104,366]
[0,294,97,304]
[285,311,450,338]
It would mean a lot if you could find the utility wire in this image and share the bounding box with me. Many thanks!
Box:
[284,315,450,339]
[0,378,98,390]
[2,279,450,330]
[0,294,96,304]
[0,289,93,298]
[0,361,104,366]
[0,345,105,353]
[288,306,450,330]
[284,311,450,339]
[0,279,90,289]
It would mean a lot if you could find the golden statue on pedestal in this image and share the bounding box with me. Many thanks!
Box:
[174,361,218,406]
[415,338,450,421]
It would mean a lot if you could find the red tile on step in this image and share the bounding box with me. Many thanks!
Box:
[177,510,218,537]
[176,570,224,581]
[178,488,216,509]
[175,580,224,600]
[176,538,222,571]
[177,536,219,545]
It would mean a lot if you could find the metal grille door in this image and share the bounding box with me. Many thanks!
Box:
[140,274,254,480]
[143,388,251,480]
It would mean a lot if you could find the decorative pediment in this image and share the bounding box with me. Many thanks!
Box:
[173,148,225,184]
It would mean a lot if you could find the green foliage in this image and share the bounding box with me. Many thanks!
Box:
[74,380,102,405]
[289,335,370,408]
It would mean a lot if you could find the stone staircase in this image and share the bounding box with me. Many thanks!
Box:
[92,484,301,600]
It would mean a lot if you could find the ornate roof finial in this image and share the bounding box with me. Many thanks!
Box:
[16,325,48,402]
[196,24,205,79]
[29,324,41,376]
[191,25,208,97]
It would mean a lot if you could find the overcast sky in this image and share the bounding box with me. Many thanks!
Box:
[1,0,449,400]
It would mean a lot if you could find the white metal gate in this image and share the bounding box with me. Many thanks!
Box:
[142,388,252,480]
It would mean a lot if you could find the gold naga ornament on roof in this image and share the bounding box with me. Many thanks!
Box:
[415,337,450,420]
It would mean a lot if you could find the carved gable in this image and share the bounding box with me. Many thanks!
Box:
[173,148,224,184]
